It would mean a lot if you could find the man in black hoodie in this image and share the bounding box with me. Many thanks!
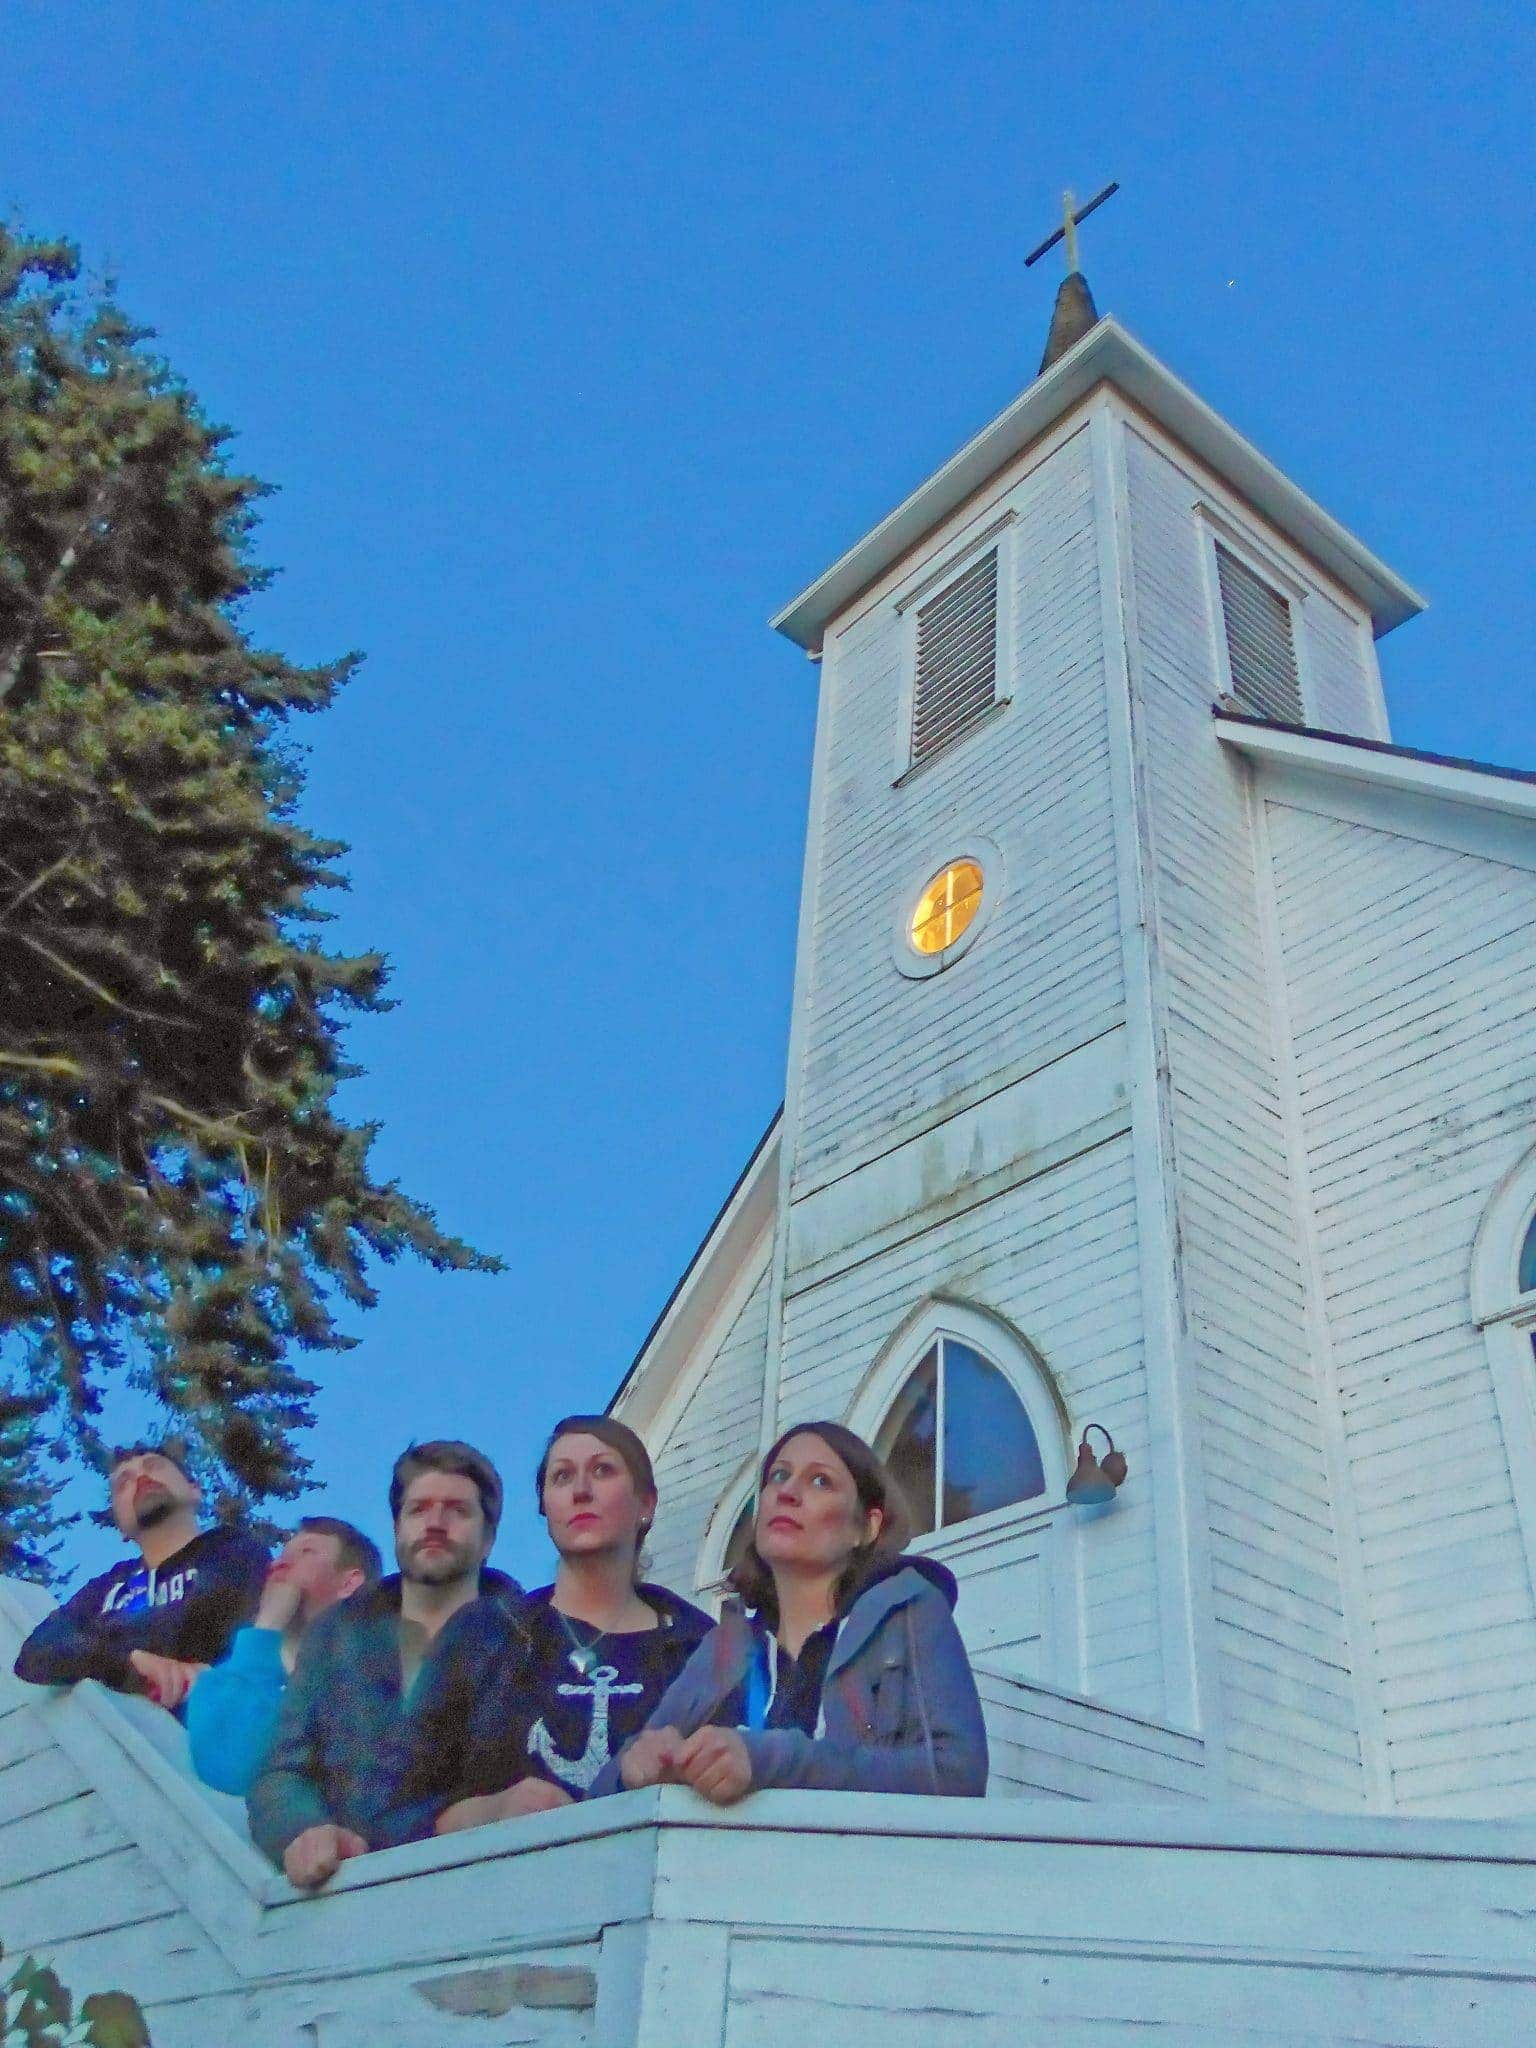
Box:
[248,1439,525,1889]
[13,1441,268,1710]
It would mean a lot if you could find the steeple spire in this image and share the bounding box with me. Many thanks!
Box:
[1038,270,1101,375]
[1025,182,1117,374]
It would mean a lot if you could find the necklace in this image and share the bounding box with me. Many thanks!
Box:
[552,1596,659,1676]
[555,1609,606,1678]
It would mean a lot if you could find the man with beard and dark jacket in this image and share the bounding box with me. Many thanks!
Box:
[247,1439,525,1890]
[13,1441,268,1711]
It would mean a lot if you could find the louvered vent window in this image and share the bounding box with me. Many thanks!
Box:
[1216,544,1304,724]
[911,549,999,767]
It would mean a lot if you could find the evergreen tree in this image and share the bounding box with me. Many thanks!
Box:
[0,1380,57,1579]
[0,224,496,1566]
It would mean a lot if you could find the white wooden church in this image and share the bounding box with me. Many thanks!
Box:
[4,260,1536,2044]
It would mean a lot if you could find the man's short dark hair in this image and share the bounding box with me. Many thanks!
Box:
[297,1515,383,1584]
[107,1438,196,1487]
[388,1441,503,1534]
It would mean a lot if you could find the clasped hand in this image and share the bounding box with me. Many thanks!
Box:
[434,1777,574,1834]
[127,1649,207,1711]
[619,1724,753,1805]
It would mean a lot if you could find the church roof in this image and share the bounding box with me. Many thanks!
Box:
[1215,710,1536,818]
[771,318,1426,652]
[608,1108,780,1426]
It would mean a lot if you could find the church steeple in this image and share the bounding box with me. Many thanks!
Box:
[1039,269,1100,374]
[1024,182,1116,373]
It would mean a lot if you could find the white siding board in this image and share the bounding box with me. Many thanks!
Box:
[795,428,1124,1180]
[779,1139,1162,1715]
[0,1787,131,1886]
[647,1266,771,1591]
[1302,587,1386,738]
[1123,425,1363,1803]
[1269,799,1536,1811]
[0,1742,86,1824]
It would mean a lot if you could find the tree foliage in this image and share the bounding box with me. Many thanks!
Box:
[2,1940,149,2047]
[0,224,496,1566]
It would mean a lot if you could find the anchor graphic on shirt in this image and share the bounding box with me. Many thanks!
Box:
[528,1657,645,1793]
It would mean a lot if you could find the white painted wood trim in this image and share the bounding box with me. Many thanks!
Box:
[759,612,841,1470]
[1092,398,1223,1752]
[1469,1139,1536,1326]
[617,1220,773,1453]
[1218,716,1536,823]
[817,408,1097,650]
[1248,758,1536,876]
[1249,785,1390,1808]
[694,1450,758,1595]
[888,833,1004,980]
[842,1296,1072,1486]
[772,320,1423,648]
[1114,401,1379,644]
[1193,501,1319,727]
[790,1022,1126,1204]
[1480,1315,1536,1608]
[1467,1142,1536,1607]
[889,518,1017,785]
[630,1782,1536,1859]
[611,1125,779,1437]
[1351,607,1392,740]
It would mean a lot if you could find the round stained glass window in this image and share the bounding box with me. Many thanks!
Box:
[910,859,984,956]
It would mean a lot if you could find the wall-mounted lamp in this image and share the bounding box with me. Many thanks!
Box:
[1065,1424,1128,1506]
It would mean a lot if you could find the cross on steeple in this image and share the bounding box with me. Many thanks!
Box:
[1024,182,1120,274]
[1026,181,1117,376]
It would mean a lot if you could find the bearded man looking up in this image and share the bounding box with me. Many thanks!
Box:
[247,1440,524,1891]
[13,1441,269,1708]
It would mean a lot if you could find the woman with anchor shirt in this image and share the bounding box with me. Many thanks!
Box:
[384,1413,712,1836]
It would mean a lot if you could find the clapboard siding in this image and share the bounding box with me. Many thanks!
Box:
[778,1136,1166,1718]
[977,1667,1207,1804]
[0,1713,239,2022]
[794,427,1124,1182]
[1123,426,1363,1804]
[1266,799,1536,1812]
[1300,586,1387,739]
[647,1264,771,1593]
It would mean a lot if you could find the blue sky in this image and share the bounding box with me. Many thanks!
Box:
[6,0,1533,1586]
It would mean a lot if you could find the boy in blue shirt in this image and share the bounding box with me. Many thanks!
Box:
[187,1516,381,1794]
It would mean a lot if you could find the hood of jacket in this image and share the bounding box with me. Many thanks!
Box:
[850,1550,958,1610]
[825,1553,960,1679]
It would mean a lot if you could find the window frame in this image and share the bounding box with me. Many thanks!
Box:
[891,515,1017,785]
[1469,1143,1536,1600]
[874,1332,1050,1541]
[847,1299,1071,1530]
[848,1299,1080,1687]
[891,833,1003,981]
[693,1453,758,1600]
[1195,504,1314,727]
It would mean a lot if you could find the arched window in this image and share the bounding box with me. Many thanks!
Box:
[874,1335,1047,1538]
[694,1458,760,1604]
[1469,1155,1536,1600]
[720,1500,754,1576]
[1519,1210,1536,1300]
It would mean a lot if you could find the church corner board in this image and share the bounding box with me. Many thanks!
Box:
[5,277,1536,2044]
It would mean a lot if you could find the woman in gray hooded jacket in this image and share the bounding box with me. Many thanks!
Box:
[593,1421,987,1802]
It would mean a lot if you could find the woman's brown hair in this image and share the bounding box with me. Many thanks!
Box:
[728,1420,911,1627]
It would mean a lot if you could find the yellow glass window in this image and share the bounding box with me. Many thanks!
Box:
[910,859,984,955]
